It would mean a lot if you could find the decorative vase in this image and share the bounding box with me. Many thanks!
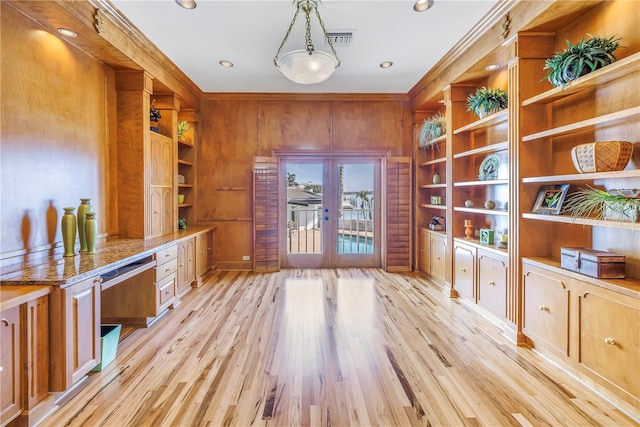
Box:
[61,207,77,257]
[484,200,496,210]
[465,200,474,208]
[77,198,92,252]
[85,212,97,254]
[433,171,441,184]
[464,219,473,239]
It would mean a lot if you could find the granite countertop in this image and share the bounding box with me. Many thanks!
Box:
[0,227,214,288]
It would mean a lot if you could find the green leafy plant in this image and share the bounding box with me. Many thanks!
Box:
[177,120,190,141]
[416,111,446,152]
[465,87,508,119]
[562,186,640,224]
[542,35,621,88]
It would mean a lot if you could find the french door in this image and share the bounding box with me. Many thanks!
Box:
[280,155,381,268]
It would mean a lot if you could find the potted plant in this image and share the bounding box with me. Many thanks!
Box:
[416,111,446,152]
[465,87,508,119]
[177,120,190,141]
[562,186,639,223]
[150,99,162,132]
[542,35,621,88]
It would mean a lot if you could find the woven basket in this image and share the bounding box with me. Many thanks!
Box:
[571,141,633,173]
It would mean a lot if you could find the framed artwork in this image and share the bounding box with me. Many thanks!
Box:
[532,184,570,215]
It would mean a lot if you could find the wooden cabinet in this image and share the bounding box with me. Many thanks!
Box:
[1,305,21,424]
[417,228,446,286]
[116,71,176,240]
[49,276,101,391]
[453,240,475,300]
[177,238,196,296]
[155,245,177,314]
[195,230,214,286]
[0,288,50,426]
[522,262,570,357]
[477,249,508,319]
[522,259,639,408]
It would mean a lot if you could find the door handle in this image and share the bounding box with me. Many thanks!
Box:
[324,216,329,221]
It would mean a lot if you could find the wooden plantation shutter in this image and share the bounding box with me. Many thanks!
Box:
[253,157,279,272]
[385,157,412,272]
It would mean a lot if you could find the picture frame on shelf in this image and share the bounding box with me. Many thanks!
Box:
[532,184,570,215]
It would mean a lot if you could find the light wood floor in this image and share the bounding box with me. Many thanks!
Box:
[43,269,638,427]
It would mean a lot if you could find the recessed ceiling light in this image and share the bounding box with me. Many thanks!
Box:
[413,0,434,12]
[175,0,197,9]
[219,60,234,68]
[57,28,77,38]
[380,61,394,69]
[485,64,500,71]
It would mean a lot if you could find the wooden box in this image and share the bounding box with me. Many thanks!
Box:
[560,247,625,279]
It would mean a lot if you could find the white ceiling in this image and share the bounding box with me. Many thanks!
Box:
[111,0,499,94]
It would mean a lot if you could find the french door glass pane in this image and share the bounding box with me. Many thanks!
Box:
[337,163,374,254]
[285,163,323,254]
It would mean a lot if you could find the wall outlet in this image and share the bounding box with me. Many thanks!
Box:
[242,255,250,261]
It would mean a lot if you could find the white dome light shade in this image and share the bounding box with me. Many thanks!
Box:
[276,49,339,84]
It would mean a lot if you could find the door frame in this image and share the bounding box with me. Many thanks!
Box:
[275,149,388,269]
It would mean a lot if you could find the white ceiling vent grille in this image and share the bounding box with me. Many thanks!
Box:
[325,32,353,47]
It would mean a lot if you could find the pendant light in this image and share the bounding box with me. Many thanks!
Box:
[274,0,340,85]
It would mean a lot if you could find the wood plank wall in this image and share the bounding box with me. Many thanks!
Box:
[198,96,412,270]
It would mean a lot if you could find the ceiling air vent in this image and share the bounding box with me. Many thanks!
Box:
[325,32,353,47]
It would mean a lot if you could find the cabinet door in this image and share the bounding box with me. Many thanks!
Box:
[161,186,174,236]
[453,241,475,300]
[63,278,100,386]
[150,134,163,185]
[430,233,446,283]
[161,137,173,186]
[177,239,196,295]
[418,228,430,275]
[26,296,49,409]
[477,250,507,319]
[149,186,163,238]
[0,305,22,424]
[578,290,640,399]
[522,264,570,357]
[157,274,177,314]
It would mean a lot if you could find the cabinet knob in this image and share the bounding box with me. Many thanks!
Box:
[94,277,103,284]
[488,281,495,286]
[436,256,441,260]
[604,337,616,345]
[538,305,549,312]
[460,268,466,272]
[179,263,184,267]
[166,268,171,272]
[165,253,171,258]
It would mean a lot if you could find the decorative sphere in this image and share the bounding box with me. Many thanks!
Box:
[465,200,474,208]
[484,200,496,209]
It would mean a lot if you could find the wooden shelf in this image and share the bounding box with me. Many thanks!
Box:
[522,169,640,183]
[522,212,639,230]
[454,207,508,216]
[178,159,194,167]
[453,110,508,134]
[454,141,508,159]
[419,183,447,189]
[419,204,447,210]
[521,106,640,142]
[422,228,447,237]
[178,203,193,208]
[178,183,193,188]
[418,156,447,167]
[522,52,640,106]
[523,256,640,298]
[453,237,508,255]
[178,139,194,147]
[454,179,508,187]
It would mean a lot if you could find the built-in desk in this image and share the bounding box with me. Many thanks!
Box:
[0,227,215,426]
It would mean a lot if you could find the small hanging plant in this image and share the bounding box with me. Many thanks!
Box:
[465,87,508,119]
[416,111,446,152]
[542,34,621,88]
